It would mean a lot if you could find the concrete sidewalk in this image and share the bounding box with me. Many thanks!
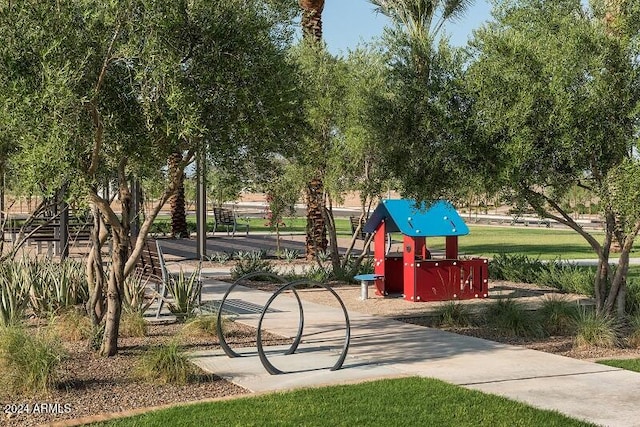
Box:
[189,279,640,427]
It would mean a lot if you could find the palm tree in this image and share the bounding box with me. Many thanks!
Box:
[168,151,189,238]
[370,0,473,39]
[299,0,328,259]
[299,0,325,42]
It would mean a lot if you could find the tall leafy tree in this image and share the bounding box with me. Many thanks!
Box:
[368,0,476,202]
[0,0,299,355]
[467,0,640,315]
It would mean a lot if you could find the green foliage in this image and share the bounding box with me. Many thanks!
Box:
[27,259,89,317]
[119,311,148,338]
[0,263,30,327]
[278,248,301,262]
[483,298,545,338]
[489,253,546,283]
[538,296,579,336]
[434,302,472,327]
[534,263,595,296]
[208,251,231,264]
[230,259,277,281]
[166,269,202,320]
[573,310,620,349]
[135,342,195,385]
[123,270,153,315]
[0,326,65,397]
[489,253,595,296]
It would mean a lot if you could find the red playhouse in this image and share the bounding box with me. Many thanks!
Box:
[363,199,489,302]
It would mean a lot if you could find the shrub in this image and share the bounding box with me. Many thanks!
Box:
[626,313,640,348]
[230,259,277,281]
[28,259,89,316]
[0,326,66,396]
[136,342,195,384]
[483,298,545,338]
[119,311,148,338]
[434,302,471,327]
[166,268,202,320]
[49,308,92,341]
[538,295,579,336]
[488,253,546,283]
[573,309,620,349]
[181,315,225,337]
[535,262,595,296]
[279,248,300,262]
[123,270,153,315]
[0,264,30,327]
[625,278,640,315]
[208,251,231,264]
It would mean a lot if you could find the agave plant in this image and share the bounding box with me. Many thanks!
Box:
[123,270,154,315]
[28,259,89,317]
[166,267,202,320]
[0,265,30,327]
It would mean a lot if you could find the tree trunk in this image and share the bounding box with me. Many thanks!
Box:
[299,0,324,42]
[168,151,189,238]
[100,226,127,356]
[305,177,327,260]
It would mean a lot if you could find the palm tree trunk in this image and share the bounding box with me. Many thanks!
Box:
[168,152,189,238]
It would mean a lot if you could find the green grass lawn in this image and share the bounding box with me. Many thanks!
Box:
[154,215,638,261]
[597,359,640,373]
[94,377,594,427]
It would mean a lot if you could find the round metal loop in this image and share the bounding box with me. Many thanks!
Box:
[216,271,304,358]
[256,279,351,375]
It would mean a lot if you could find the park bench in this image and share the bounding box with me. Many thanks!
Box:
[5,218,92,255]
[509,216,551,227]
[213,207,249,237]
[132,238,202,318]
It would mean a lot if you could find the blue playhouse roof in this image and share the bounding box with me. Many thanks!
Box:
[363,199,469,237]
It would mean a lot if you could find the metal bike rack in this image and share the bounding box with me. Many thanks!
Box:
[216,273,351,375]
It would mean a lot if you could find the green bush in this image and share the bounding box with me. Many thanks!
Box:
[0,326,66,396]
[435,302,472,327]
[535,262,594,296]
[230,258,277,281]
[483,298,545,338]
[538,295,579,336]
[489,254,595,296]
[135,342,195,384]
[625,279,640,315]
[573,309,620,349]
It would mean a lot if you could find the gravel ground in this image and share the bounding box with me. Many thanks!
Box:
[2,321,288,427]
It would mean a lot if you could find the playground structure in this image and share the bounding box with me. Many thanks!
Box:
[363,199,488,302]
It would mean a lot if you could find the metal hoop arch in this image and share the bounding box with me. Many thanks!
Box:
[216,271,304,358]
[256,279,351,375]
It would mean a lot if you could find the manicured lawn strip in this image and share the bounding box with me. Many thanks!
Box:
[597,358,640,373]
[94,377,594,427]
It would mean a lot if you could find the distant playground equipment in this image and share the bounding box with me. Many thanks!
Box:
[216,272,351,375]
[362,199,489,302]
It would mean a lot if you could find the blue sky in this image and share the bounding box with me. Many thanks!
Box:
[321,0,493,55]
